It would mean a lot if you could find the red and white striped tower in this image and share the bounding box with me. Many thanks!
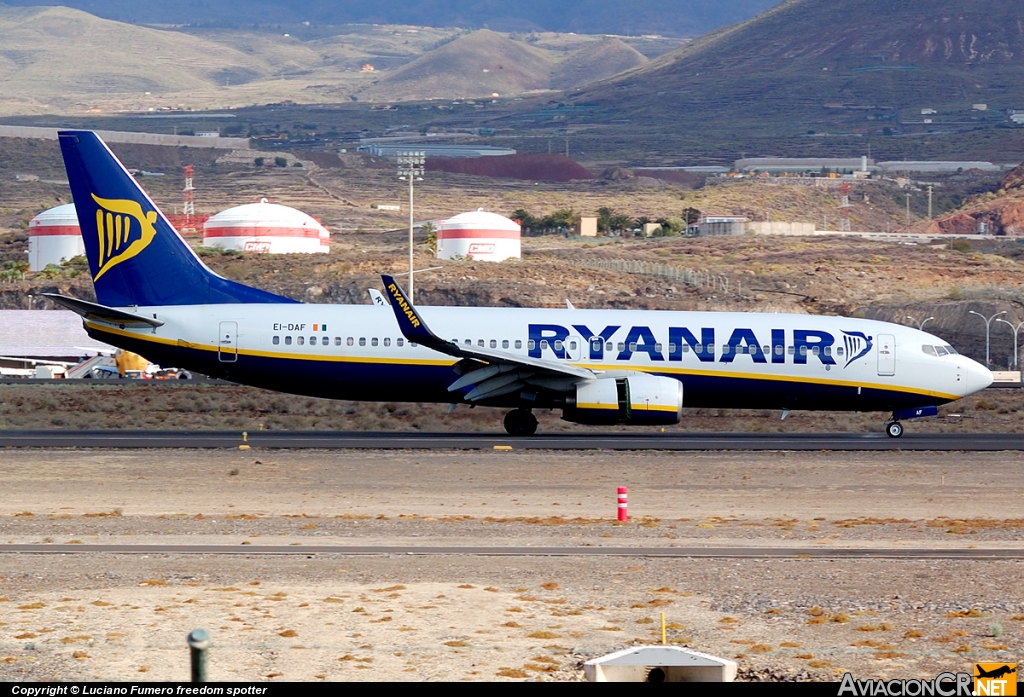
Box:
[182,165,196,234]
[838,181,852,233]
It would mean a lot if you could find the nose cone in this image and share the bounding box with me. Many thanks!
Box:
[962,357,994,396]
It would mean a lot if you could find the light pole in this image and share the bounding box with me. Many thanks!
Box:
[995,318,1024,369]
[968,310,1006,367]
[397,151,425,303]
[906,315,934,331]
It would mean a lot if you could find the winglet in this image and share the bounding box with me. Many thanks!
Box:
[380,275,446,348]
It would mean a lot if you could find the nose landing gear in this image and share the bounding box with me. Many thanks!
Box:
[503,409,538,436]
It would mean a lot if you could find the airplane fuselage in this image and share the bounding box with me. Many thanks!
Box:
[83,304,987,412]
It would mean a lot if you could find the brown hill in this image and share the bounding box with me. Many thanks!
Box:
[355,29,554,101]
[567,0,1024,160]
[427,154,594,181]
[549,37,647,90]
[0,5,273,111]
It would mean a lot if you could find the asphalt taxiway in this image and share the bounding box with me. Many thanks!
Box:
[0,429,1020,450]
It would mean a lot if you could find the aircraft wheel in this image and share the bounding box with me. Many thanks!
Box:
[885,421,904,438]
[504,409,538,436]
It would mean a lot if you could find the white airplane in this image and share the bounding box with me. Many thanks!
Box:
[45,131,993,437]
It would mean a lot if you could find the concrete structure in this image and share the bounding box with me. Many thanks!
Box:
[747,221,816,236]
[0,310,113,361]
[643,222,661,237]
[0,125,249,150]
[28,204,84,271]
[436,209,520,262]
[359,142,515,158]
[203,199,329,254]
[577,216,598,237]
[735,157,878,174]
[698,216,748,236]
[877,161,1002,173]
[584,646,737,682]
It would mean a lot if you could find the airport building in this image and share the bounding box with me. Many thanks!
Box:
[28,204,85,271]
[436,209,521,262]
[202,199,329,254]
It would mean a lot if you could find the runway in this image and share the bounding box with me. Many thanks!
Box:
[0,429,1021,450]
[2,544,1023,559]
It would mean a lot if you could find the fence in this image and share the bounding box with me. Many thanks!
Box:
[578,258,740,295]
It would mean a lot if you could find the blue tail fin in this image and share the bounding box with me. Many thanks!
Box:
[58,130,297,307]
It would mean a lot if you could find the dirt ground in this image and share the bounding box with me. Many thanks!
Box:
[1,448,1022,682]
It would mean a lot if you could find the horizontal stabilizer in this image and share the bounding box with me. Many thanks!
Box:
[42,293,164,328]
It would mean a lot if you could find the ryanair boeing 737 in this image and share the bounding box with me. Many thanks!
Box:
[46,131,993,437]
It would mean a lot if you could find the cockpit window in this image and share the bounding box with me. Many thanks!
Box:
[922,345,937,356]
[943,345,958,355]
[934,346,949,356]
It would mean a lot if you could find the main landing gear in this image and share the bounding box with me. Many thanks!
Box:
[504,409,538,436]
[885,420,904,438]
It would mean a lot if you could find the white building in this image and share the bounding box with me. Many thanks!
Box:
[28,204,85,271]
[203,199,329,254]
[436,209,521,262]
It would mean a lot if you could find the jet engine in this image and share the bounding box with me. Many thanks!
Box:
[562,373,683,426]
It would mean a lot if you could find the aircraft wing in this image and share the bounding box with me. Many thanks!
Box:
[380,275,594,403]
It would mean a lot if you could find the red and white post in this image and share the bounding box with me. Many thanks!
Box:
[617,486,628,522]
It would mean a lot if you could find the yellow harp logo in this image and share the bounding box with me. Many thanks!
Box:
[91,194,159,281]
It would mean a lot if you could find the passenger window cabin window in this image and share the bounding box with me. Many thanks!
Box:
[285,336,292,345]
[812,346,820,356]
[397,338,404,347]
[384,338,391,347]
[478,339,484,347]
[799,346,807,356]
[465,339,471,345]
[629,342,638,352]
[272,336,280,345]
[540,340,549,350]
[515,340,522,349]
[309,336,317,346]
[570,340,577,350]
[347,337,354,346]
[554,340,563,352]
[836,346,844,356]
[655,343,662,352]
[490,339,497,348]
[359,337,366,347]
[371,338,379,347]
[617,342,625,352]
[788,346,795,355]
[823,346,831,356]
[763,345,770,354]
[527,340,535,350]
[297,336,305,346]
[606,342,614,352]
[502,340,509,349]
[334,337,342,346]
[774,345,783,356]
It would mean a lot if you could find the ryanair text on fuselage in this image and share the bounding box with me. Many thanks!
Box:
[529,323,873,367]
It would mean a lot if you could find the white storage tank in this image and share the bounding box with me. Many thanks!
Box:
[437,209,520,262]
[28,204,85,271]
[203,198,329,254]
